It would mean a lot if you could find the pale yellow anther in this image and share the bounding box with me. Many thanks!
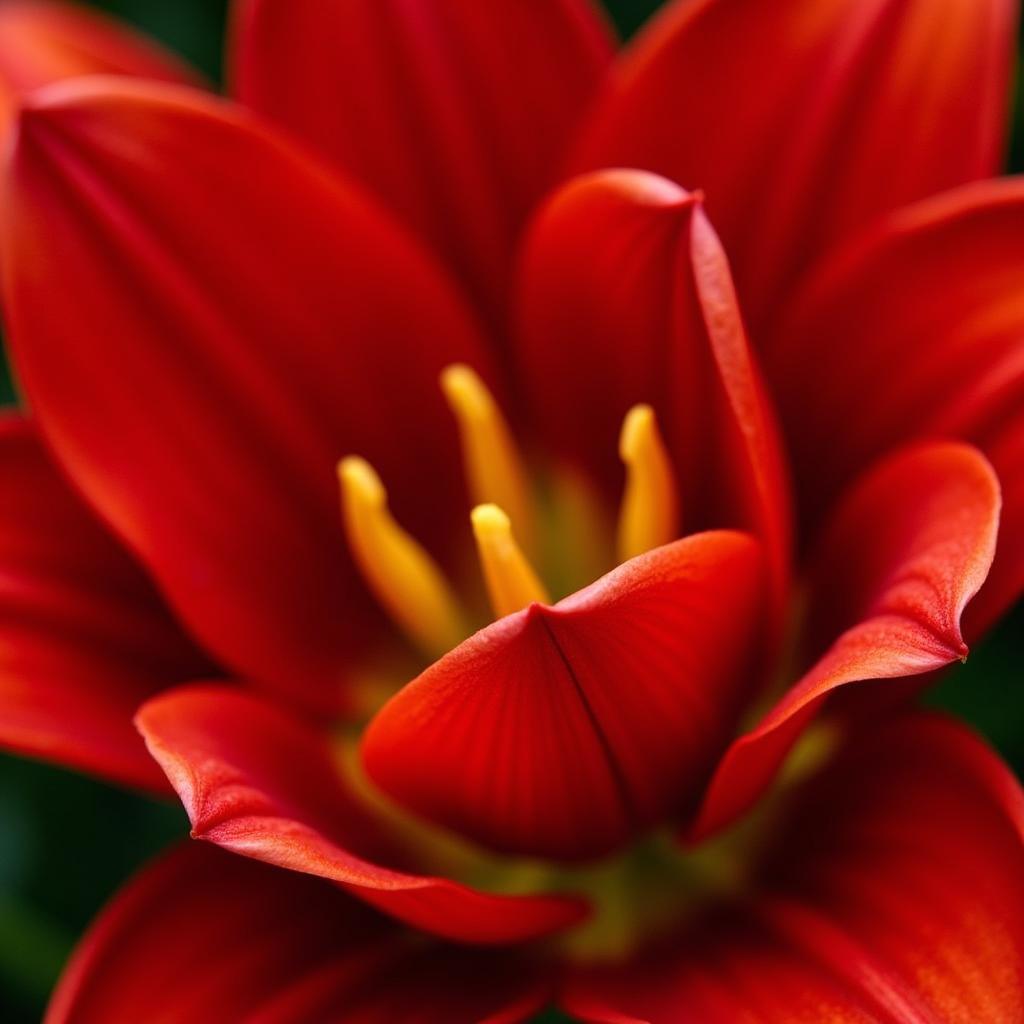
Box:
[471,503,550,619]
[616,404,679,563]
[338,456,466,659]
[441,364,535,555]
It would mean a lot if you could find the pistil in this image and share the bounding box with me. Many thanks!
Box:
[617,404,679,562]
[338,456,467,658]
[471,504,551,617]
[441,364,536,556]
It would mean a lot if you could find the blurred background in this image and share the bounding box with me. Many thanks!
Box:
[0,1,1020,1020]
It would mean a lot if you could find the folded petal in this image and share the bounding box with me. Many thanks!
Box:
[689,441,1000,840]
[362,532,764,862]
[229,0,614,318]
[0,0,198,139]
[574,0,1017,328]
[48,843,550,1024]
[136,684,586,943]
[564,714,1024,1023]
[771,179,1024,631]
[2,78,492,715]
[0,414,208,791]
[516,170,791,609]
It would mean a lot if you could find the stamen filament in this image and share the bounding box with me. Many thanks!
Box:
[339,456,466,658]
[617,404,679,563]
[471,503,550,618]
[441,364,535,554]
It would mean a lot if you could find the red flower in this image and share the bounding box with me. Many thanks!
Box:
[0,0,1021,1020]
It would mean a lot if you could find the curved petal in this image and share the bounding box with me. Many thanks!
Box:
[362,532,765,863]
[0,414,208,791]
[135,684,586,944]
[229,0,614,319]
[771,179,1024,631]
[2,77,492,715]
[564,714,1024,1023]
[573,0,1017,329]
[516,170,791,610]
[47,843,550,1024]
[0,0,199,139]
[689,441,1000,840]
[966,415,1024,637]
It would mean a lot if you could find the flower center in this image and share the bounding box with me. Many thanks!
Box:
[337,363,679,658]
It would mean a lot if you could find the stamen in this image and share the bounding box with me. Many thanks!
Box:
[339,456,466,658]
[441,364,535,554]
[617,404,679,562]
[471,503,550,618]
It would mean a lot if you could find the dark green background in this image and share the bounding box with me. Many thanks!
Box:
[0,2,1020,1020]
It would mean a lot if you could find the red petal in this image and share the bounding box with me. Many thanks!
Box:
[574,0,1016,328]
[362,532,764,862]
[0,415,207,791]
[967,414,1024,637]
[0,0,198,139]
[516,170,791,610]
[689,441,1000,840]
[565,714,1024,1023]
[2,78,491,715]
[771,179,1024,632]
[229,0,614,319]
[48,843,550,1024]
[135,684,586,943]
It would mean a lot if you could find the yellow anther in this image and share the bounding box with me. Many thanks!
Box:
[471,503,550,619]
[617,404,679,563]
[441,364,535,555]
[338,456,466,659]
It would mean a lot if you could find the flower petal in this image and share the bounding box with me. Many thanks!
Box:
[689,441,1000,840]
[0,414,207,791]
[574,0,1016,328]
[2,77,491,715]
[135,684,586,944]
[771,179,1024,633]
[47,843,550,1024]
[362,532,764,862]
[229,0,614,318]
[564,714,1024,1023]
[0,0,199,139]
[516,169,791,609]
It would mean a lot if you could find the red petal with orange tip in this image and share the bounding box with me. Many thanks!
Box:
[47,843,551,1024]
[0,0,198,140]
[229,0,613,320]
[564,714,1024,1023]
[0,414,207,791]
[574,0,1016,329]
[689,441,1000,840]
[2,77,491,716]
[516,169,791,610]
[362,531,764,863]
[136,685,586,944]
[771,179,1024,633]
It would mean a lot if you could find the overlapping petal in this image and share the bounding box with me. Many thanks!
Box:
[690,441,1000,839]
[136,685,586,943]
[0,0,198,140]
[0,415,207,791]
[574,0,1016,328]
[564,714,1024,1023]
[771,179,1024,630]
[2,78,493,715]
[362,532,764,862]
[230,0,614,319]
[47,843,550,1023]
[516,170,791,608]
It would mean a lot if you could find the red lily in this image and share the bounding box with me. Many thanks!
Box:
[0,1,1021,1020]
